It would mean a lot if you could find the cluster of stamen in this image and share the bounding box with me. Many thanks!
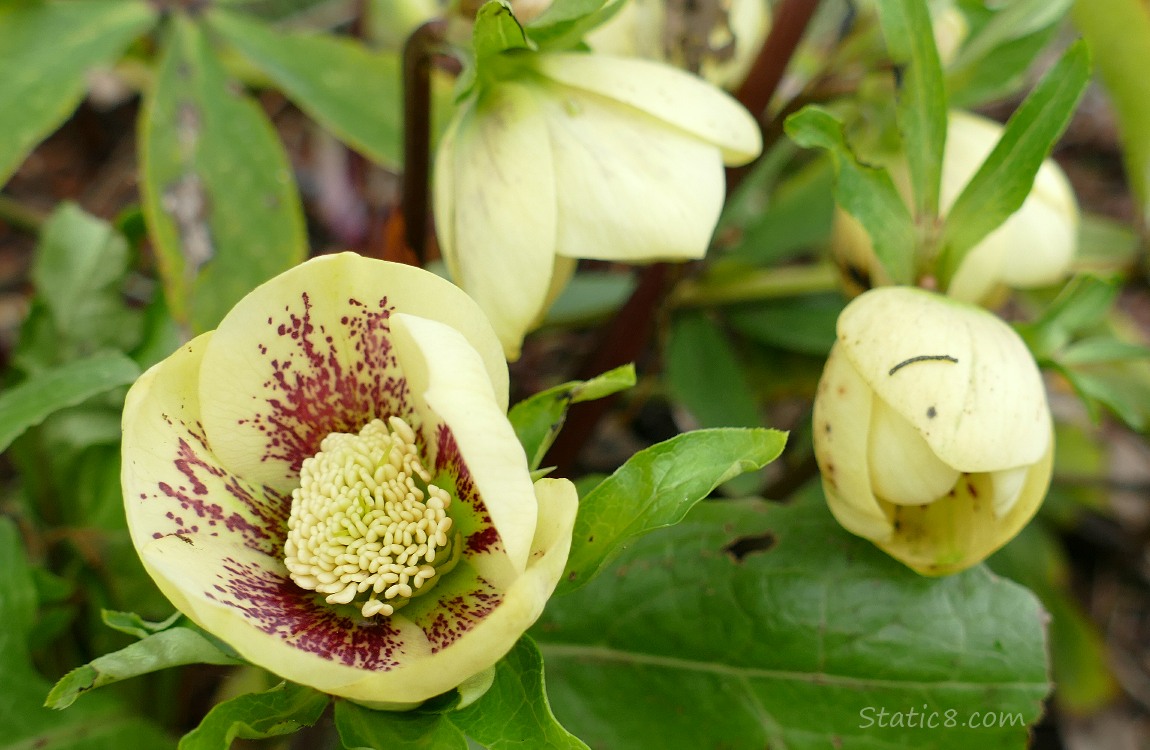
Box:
[283,416,457,618]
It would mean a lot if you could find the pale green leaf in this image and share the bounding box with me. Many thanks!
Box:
[142,16,307,333]
[0,0,157,184]
[0,352,140,453]
[207,9,402,168]
[46,628,243,709]
[785,106,916,284]
[557,428,787,593]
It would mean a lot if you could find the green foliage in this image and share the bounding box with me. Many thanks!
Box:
[142,16,307,333]
[558,428,787,593]
[875,0,947,217]
[0,0,157,185]
[179,682,329,749]
[0,352,139,453]
[335,700,467,749]
[0,519,175,749]
[207,9,404,168]
[1072,0,1150,218]
[938,41,1091,286]
[450,637,588,748]
[509,364,636,470]
[536,493,1051,749]
[785,106,916,285]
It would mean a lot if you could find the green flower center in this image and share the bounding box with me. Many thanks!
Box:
[283,417,460,618]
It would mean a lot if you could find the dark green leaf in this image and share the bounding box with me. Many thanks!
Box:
[0,518,176,749]
[46,627,243,709]
[207,10,403,168]
[785,106,916,284]
[142,16,307,333]
[334,699,467,750]
[509,364,635,470]
[0,0,157,184]
[450,636,587,749]
[558,428,787,593]
[0,352,140,453]
[180,682,329,749]
[536,493,1050,749]
[939,41,1090,286]
[726,294,845,356]
[875,0,947,217]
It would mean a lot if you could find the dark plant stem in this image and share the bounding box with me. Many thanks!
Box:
[543,0,824,476]
[402,19,447,265]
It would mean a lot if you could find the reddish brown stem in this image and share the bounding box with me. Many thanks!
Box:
[543,0,824,475]
[401,19,447,265]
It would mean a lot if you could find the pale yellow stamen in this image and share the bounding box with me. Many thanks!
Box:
[284,417,458,618]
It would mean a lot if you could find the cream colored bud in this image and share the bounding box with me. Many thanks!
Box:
[830,110,1079,305]
[812,286,1054,575]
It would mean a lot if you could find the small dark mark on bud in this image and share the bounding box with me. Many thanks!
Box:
[927,406,937,419]
[889,355,958,376]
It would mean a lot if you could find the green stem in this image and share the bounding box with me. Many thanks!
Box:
[671,263,839,308]
[0,194,46,234]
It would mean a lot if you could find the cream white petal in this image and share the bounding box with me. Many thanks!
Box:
[989,465,1030,518]
[837,286,1050,473]
[867,396,960,506]
[812,344,892,541]
[435,82,559,361]
[197,253,508,492]
[532,52,762,164]
[390,313,537,575]
[535,86,724,262]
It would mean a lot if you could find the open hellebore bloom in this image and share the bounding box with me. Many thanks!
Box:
[832,110,1079,304]
[812,286,1054,575]
[122,253,577,706]
[434,51,762,359]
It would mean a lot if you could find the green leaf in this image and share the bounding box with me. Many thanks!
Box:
[535,492,1051,749]
[557,428,787,593]
[726,294,844,357]
[938,41,1090,286]
[46,627,243,709]
[15,203,143,370]
[508,364,636,470]
[207,9,402,168]
[953,0,1072,71]
[142,16,307,333]
[525,0,625,50]
[334,700,467,750]
[180,682,329,749]
[1015,274,1119,358]
[1072,0,1150,218]
[1059,337,1150,366]
[785,106,916,284]
[101,610,183,640]
[0,352,140,453]
[875,0,947,217]
[474,0,532,60]
[0,518,176,749]
[0,0,157,185]
[450,636,588,749]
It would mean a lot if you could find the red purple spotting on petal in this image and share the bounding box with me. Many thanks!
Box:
[241,293,415,480]
[424,589,503,653]
[211,557,405,670]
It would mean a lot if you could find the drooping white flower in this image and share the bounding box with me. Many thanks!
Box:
[813,286,1053,575]
[434,50,762,359]
[122,253,577,706]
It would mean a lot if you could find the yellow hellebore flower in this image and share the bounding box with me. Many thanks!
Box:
[122,253,577,707]
[812,286,1053,575]
[434,51,762,359]
[832,110,1079,304]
